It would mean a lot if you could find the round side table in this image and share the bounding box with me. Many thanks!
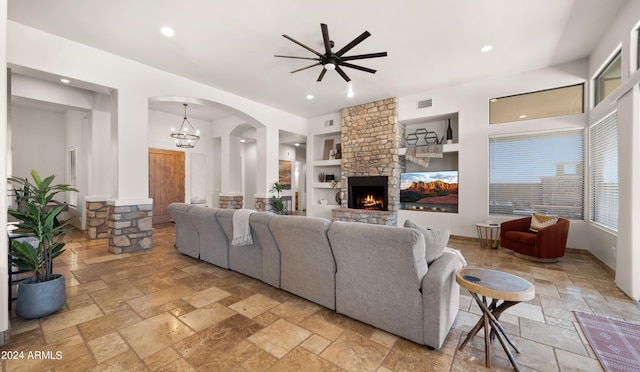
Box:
[456,268,535,371]
[476,222,501,249]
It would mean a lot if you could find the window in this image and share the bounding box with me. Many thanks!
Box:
[594,51,621,106]
[489,129,584,219]
[589,112,618,231]
[489,84,584,124]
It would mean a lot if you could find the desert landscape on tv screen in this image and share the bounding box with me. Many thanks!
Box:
[400,171,458,205]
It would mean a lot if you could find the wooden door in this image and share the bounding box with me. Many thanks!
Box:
[149,148,185,224]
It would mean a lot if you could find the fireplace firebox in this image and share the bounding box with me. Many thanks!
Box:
[348,176,388,211]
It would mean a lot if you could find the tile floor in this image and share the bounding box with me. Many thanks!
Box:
[3,223,640,371]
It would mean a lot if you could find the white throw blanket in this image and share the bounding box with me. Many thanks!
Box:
[232,209,256,246]
[443,247,467,269]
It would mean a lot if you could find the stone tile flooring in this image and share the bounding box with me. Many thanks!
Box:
[3,223,640,371]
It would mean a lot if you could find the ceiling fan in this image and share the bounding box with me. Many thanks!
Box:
[275,23,387,82]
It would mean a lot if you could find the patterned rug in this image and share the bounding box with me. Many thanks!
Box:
[574,311,640,372]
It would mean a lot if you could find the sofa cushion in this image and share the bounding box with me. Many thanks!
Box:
[530,213,558,232]
[404,220,450,264]
[503,230,537,245]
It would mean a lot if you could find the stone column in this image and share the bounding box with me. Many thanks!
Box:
[85,198,109,239]
[107,201,153,254]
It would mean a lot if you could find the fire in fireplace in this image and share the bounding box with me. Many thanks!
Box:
[348,176,388,211]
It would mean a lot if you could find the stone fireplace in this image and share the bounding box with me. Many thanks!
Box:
[332,98,403,226]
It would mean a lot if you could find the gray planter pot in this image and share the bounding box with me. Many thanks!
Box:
[15,274,66,319]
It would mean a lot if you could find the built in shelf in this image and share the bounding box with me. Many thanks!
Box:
[398,143,460,156]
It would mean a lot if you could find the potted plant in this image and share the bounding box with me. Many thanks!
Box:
[269,181,287,215]
[8,170,77,319]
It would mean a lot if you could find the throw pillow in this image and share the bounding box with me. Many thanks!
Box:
[530,213,559,232]
[404,220,451,264]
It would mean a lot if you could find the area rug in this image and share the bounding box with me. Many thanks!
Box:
[574,311,640,372]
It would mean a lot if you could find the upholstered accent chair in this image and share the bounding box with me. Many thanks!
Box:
[500,216,570,261]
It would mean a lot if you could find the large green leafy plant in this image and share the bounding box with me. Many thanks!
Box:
[8,170,78,282]
[269,181,287,215]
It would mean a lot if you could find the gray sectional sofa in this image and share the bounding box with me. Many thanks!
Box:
[167,203,460,349]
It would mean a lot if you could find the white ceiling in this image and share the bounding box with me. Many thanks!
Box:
[8,0,626,119]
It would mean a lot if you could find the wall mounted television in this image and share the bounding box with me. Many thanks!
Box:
[400,171,458,213]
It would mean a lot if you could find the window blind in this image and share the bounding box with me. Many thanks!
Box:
[589,112,618,231]
[489,129,584,219]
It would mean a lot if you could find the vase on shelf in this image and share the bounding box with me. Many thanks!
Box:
[446,119,453,144]
[335,144,342,159]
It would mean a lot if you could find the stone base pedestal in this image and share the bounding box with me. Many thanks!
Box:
[108,204,153,254]
[332,208,397,226]
[220,195,243,209]
[255,197,268,211]
[86,200,109,240]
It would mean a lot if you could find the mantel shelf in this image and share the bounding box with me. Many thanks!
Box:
[313,159,341,166]
[312,182,340,189]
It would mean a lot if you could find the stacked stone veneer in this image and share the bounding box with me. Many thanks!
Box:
[255,197,268,211]
[220,195,243,209]
[86,200,109,239]
[108,204,153,254]
[333,97,403,226]
[332,208,395,225]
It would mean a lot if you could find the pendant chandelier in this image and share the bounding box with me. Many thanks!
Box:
[170,103,200,148]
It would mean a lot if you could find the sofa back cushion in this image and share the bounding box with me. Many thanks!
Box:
[167,203,199,258]
[189,207,229,268]
[328,221,426,344]
[269,215,335,309]
[249,212,280,288]
[217,209,263,281]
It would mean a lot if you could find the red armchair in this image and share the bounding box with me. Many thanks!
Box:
[500,217,570,261]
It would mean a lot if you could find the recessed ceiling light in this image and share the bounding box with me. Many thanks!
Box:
[306,95,314,100]
[519,114,527,119]
[160,26,175,37]
[60,78,70,84]
[481,45,493,53]
[294,143,300,147]
[240,139,246,143]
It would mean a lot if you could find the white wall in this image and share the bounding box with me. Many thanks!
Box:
[11,105,67,182]
[279,144,296,212]
[295,145,307,211]
[243,142,257,209]
[2,0,10,336]
[587,0,640,300]
[64,110,84,229]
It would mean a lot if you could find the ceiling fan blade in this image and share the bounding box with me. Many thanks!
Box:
[282,34,323,57]
[340,52,387,61]
[274,55,320,61]
[335,31,371,57]
[335,66,351,82]
[321,23,332,55]
[317,68,327,82]
[340,62,377,74]
[290,63,321,73]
